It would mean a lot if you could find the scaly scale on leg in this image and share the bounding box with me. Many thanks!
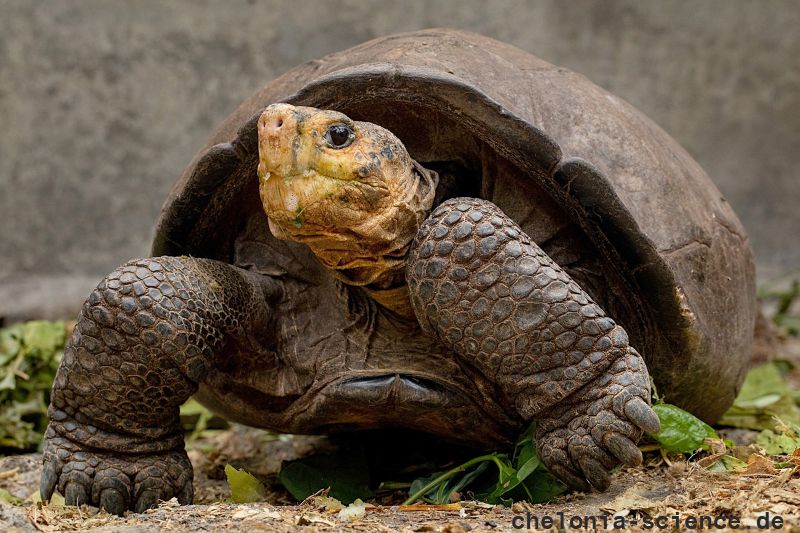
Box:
[406,198,659,490]
[41,257,276,514]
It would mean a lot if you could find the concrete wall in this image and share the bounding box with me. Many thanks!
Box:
[1,0,798,321]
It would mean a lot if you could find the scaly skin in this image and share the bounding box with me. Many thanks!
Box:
[41,257,277,514]
[406,198,659,490]
[44,104,660,512]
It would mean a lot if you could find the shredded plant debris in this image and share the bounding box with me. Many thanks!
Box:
[0,321,67,452]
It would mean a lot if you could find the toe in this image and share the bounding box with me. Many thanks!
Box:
[567,433,615,490]
[93,467,131,513]
[133,457,188,513]
[177,478,193,505]
[624,397,660,434]
[40,459,59,501]
[99,488,127,516]
[537,428,592,492]
[605,433,643,466]
[548,464,591,492]
[64,480,89,507]
[135,490,161,513]
[577,456,611,491]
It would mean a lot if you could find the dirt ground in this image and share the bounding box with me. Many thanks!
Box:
[1,339,799,532]
[2,441,799,532]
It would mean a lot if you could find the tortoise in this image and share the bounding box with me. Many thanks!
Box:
[41,29,756,514]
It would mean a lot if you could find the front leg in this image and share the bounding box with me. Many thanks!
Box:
[41,256,277,514]
[407,198,659,491]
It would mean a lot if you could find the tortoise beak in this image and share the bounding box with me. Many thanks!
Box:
[258,103,301,178]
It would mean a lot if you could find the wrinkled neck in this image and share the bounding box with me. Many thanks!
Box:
[291,162,437,318]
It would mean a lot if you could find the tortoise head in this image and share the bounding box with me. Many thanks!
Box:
[257,103,436,291]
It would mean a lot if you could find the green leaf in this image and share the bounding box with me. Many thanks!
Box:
[0,357,19,390]
[28,489,65,505]
[179,398,229,445]
[648,403,718,453]
[471,435,539,505]
[511,425,538,470]
[473,452,563,506]
[760,280,799,336]
[405,454,508,506]
[405,423,565,507]
[19,321,67,359]
[515,455,539,481]
[529,469,567,502]
[755,429,800,455]
[224,464,266,503]
[705,454,747,472]
[0,488,24,505]
[409,461,490,505]
[0,328,22,359]
[472,457,523,505]
[731,363,789,408]
[278,449,374,505]
[718,362,800,430]
[0,320,68,451]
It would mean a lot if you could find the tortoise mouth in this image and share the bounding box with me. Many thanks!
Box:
[329,373,462,408]
[297,371,517,446]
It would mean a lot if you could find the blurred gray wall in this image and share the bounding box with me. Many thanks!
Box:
[1,0,798,321]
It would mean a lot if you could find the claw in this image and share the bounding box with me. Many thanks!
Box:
[624,397,660,434]
[549,464,591,492]
[64,481,89,507]
[40,460,58,501]
[177,479,193,505]
[100,488,127,516]
[135,490,160,514]
[577,456,610,491]
[605,433,643,466]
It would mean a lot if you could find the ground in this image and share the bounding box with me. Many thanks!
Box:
[1,327,799,532]
[2,432,800,532]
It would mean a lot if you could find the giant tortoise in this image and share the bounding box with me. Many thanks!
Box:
[41,29,756,514]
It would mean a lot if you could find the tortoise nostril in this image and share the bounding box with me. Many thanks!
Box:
[262,113,286,136]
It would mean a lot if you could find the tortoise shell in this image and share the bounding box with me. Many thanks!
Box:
[152,29,755,423]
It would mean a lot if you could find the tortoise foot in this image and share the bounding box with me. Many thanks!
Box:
[535,345,660,491]
[41,429,193,515]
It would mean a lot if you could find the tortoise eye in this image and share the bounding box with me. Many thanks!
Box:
[324,123,355,149]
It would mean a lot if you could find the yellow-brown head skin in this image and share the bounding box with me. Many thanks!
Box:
[258,104,436,304]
